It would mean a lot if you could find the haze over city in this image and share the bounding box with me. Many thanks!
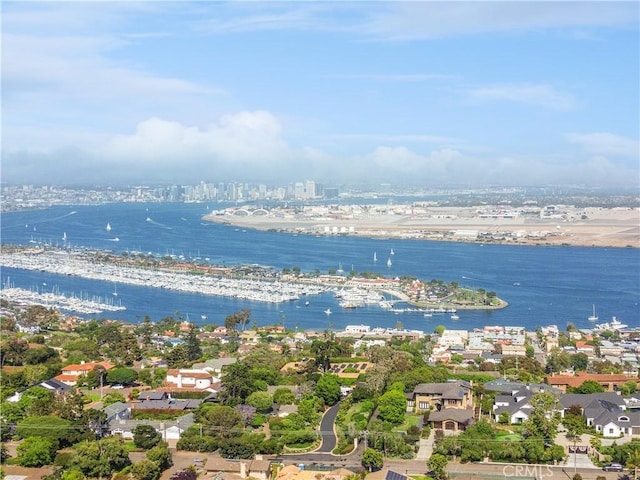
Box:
[2,1,639,187]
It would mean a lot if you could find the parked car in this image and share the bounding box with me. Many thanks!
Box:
[603,463,623,472]
[111,384,124,390]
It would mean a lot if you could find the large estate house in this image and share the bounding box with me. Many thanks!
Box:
[407,380,475,433]
[406,380,473,412]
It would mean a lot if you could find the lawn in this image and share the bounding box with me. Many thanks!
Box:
[397,414,421,431]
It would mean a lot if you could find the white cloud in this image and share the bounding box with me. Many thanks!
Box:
[359,2,638,41]
[566,133,639,157]
[465,84,575,110]
[106,112,291,170]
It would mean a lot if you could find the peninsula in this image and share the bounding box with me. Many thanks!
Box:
[0,245,506,315]
[203,204,639,248]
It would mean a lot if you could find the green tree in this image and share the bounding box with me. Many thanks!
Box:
[201,405,244,439]
[570,353,589,371]
[17,437,54,467]
[626,448,640,480]
[147,442,172,470]
[70,437,131,479]
[219,362,254,406]
[315,373,341,406]
[297,395,323,425]
[246,391,273,413]
[361,447,383,471]
[522,392,559,443]
[131,459,161,480]
[427,453,448,480]
[184,328,202,361]
[376,389,406,424]
[106,367,138,385]
[273,388,296,405]
[15,415,73,449]
[570,380,605,394]
[134,425,162,450]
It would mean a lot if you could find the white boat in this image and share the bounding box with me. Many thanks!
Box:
[201,314,208,320]
[62,232,67,241]
[324,308,332,315]
[146,216,152,222]
[595,316,628,331]
[390,248,395,255]
[424,312,432,318]
[451,313,460,320]
[373,252,377,262]
[588,304,598,322]
[112,284,118,296]
[106,222,112,232]
[387,257,392,267]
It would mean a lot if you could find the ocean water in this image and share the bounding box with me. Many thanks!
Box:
[1,202,638,333]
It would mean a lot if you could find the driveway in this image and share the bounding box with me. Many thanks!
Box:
[316,401,341,453]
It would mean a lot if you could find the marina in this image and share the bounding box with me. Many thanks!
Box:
[0,202,638,331]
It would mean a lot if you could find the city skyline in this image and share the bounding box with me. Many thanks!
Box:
[2,1,639,187]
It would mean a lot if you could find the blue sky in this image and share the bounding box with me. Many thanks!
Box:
[2,1,639,187]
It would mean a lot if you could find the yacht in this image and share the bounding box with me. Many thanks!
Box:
[387,257,392,267]
[106,222,112,232]
[595,317,628,331]
[588,304,598,322]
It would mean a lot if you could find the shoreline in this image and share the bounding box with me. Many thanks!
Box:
[202,205,640,249]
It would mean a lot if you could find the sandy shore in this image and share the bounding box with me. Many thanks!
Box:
[203,206,639,248]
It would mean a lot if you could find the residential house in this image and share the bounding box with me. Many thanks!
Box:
[500,345,527,357]
[200,454,271,480]
[165,369,215,391]
[7,377,72,403]
[55,361,115,386]
[428,408,474,432]
[104,402,131,423]
[546,372,639,393]
[271,464,354,480]
[407,381,473,412]
[493,389,534,424]
[109,412,194,440]
[558,392,640,439]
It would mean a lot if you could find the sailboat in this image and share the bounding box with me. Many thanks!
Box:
[373,252,377,262]
[588,304,598,322]
[387,257,392,267]
[106,222,112,232]
[62,232,67,241]
[112,284,118,296]
[390,248,395,255]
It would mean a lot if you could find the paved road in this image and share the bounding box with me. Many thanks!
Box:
[316,401,341,453]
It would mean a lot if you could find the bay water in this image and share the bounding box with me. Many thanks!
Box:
[1,203,638,333]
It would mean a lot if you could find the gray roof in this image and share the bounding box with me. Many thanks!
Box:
[593,409,640,428]
[413,381,471,399]
[559,392,625,410]
[40,378,73,393]
[103,401,131,418]
[484,379,526,393]
[137,398,202,410]
[139,391,168,401]
[429,408,474,424]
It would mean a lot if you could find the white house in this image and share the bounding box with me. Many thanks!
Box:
[165,369,215,390]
